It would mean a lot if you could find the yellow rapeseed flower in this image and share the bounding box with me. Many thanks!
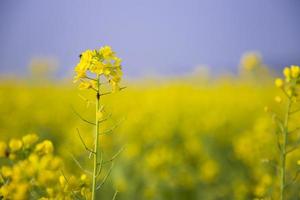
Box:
[74,45,122,91]
[99,46,115,60]
[275,78,283,88]
[290,65,300,78]
[9,139,23,152]
[59,175,66,186]
[283,67,291,82]
[22,134,39,147]
[1,166,12,178]
[35,140,54,154]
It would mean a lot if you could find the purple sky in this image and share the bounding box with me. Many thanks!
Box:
[0,0,300,77]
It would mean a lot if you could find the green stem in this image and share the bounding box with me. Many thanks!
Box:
[92,75,100,200]
[280,98,291,200]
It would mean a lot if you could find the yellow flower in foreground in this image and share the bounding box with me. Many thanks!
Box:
[275,78,283,88]
[22,134,39,147]
[283,67,291,81]
[1,166,12,177]
[59,175,66,186]
[35,140,54,154]
[290,65,300,78]
[9,139,23,152]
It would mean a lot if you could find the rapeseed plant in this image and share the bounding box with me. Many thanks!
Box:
[0,134,91,199]
[268,65,300,200]
[73,45,124,200]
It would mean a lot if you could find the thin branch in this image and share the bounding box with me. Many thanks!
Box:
[79,79,98,92]
[282,88,290,99]
[100,119,125,135]
[286,145,300,155]
[71,106,96,125]
[70,153,92,175]
[96,162,114,190]
[102,147,125,165]
[86,76,97,81]
[285,169,300,188]
[100,86,127,97]
[78,94,95,107]
[96,149,104,178]
[98,117,109,124]
[77,128,95,154]
[112,190,118,200]
[276,131,282,152]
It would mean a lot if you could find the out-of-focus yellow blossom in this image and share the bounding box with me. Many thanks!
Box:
[1,166,12,177]
[199,160,219,183]
[80,174,87,181]
[290,65,300,78]
[22,133,39,147]
[282,65,300,84]
[275,78,283,88]
[283,67,291,82]
[9,139,23,152]
[59,175,66,186]
[35,140,54,154]
[274,96,282,103]
[254,174,272,198]
[240,52,262,71]
[0,136,91,199]
[3,56,299,199]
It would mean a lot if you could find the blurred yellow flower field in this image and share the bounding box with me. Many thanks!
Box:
[1,53,300,199]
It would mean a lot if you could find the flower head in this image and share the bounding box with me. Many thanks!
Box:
[275,78,283,88]
[9,139,23,152]
[74,45,123,92]
[35,140,54,155]
[22,134,39,148]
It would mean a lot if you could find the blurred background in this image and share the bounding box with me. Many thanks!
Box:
[1,1,300,200]
[1,0,300,77]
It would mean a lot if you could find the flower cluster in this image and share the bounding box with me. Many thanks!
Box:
[0,134,91,200]
[270,65,300,199]
[275,65,300,100]
[74,46,122,92]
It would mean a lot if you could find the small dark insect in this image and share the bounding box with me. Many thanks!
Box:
[79,54,82,58]
[5,149,9,157]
